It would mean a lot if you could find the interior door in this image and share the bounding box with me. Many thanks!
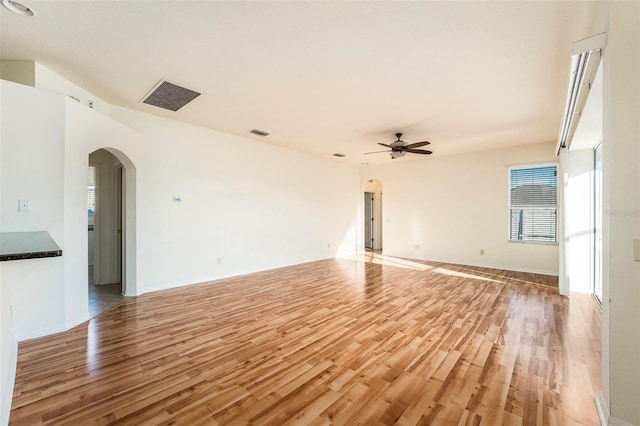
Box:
[364,192,374,249]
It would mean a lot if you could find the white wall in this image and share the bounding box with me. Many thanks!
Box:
[0,80,68,424]
[0,80,143,338]
[0,263,14,426]
[1,70,360,328]
[62,97,144,317]
[0,82,9,426]
[363,142,559,275]
[109,107,360,292]
[34,63,111,116]
[0,263,12,426]
[0,81,67,338]
[32,64,361,288]
[0,92,16,420]
[601,2,640,424]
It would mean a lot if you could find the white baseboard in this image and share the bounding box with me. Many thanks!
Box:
[335,251,358,258]
[1,337,18,426]
[66,314,90,332]
[15,323,70,342]
[14,323,66,342]
[14,313,89,343]
[596,391,609,425]
[143,256,338,295]
[143,271,240,295]
[3,315,90,424]
[610,417,637,426]
[595,392,638,426]
[446,261,558,277]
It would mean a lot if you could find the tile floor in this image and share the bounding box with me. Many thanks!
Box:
[88,265,126,317]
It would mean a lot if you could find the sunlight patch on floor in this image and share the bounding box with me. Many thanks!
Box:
[342,252,507,283]
[430,266,504,283]
[361,252,433,270]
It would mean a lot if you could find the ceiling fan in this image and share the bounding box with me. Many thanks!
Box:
[365,133,432,159]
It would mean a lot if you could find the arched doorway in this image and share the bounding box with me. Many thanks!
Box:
[364,178,383,252]
[87,148,136,316]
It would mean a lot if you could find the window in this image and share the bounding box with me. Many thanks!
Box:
[509,164,557,243]
[88,166,96,217]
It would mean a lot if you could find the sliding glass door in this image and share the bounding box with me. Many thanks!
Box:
[594,142,603,303]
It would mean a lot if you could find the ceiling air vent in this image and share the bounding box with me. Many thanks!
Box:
[250,129,270,137]
[141,79,200,112]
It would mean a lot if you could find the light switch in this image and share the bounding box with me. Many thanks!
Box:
[18,199,30,212]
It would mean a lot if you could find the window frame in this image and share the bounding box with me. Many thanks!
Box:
[88,164,97,217]
[507,162,559,245]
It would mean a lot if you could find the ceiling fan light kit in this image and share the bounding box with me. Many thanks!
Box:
[365,132,432,159]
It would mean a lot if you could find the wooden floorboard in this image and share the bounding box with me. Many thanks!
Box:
[9,253,601,425]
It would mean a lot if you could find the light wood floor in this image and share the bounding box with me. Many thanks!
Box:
[10,253,601,425]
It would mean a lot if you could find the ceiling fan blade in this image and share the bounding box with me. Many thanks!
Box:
[377,143,392,148]
[364,150,390,155]
[406,141,431,148]
[406,148,433,154]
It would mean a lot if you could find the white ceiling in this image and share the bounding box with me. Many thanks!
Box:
[0,1,601,165]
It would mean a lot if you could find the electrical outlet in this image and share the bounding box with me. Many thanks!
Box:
[18,199,30,212]
[414,243,420,249]
[217,257,222,264]
[480,249,485,255]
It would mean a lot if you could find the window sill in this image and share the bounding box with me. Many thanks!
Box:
[508,240,558,246]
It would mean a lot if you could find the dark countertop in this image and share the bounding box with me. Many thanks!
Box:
[0,231,63,261]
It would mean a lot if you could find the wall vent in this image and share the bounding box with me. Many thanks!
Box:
[141,80,200,112]
[250,129,270,137]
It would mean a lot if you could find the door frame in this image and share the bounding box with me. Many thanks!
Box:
[362,178,383,252]
[112,164,124,295]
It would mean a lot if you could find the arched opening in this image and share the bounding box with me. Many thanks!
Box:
[363,178,383,253]
[87,148,137,316]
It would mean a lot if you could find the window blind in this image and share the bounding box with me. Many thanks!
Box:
[509,165,557,243]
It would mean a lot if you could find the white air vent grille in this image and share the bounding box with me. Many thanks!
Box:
[142,80,200,112]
